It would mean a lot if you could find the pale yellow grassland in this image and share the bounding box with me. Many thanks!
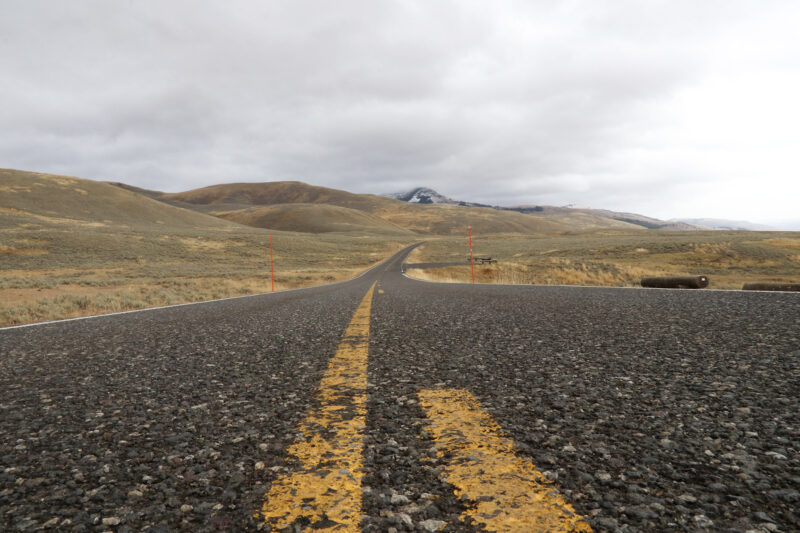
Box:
[405,232,800,290]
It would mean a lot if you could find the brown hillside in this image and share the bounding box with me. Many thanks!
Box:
[512,205,699,231]
[105,179,665,236]
[0,169,242,231]
[1,169,415,327]
[213,204,414,235]
[162,181,398,212]
[162,181,576,235]
[374,204,567,235]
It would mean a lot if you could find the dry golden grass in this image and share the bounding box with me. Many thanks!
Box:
[0,263,390,327]
[1,169,414,327]
[406,231,800,289]
[765,238,800,249]
[213,203,413,235]
[0,235,408,327]
[157,179,590,235]
[5,168,798,328]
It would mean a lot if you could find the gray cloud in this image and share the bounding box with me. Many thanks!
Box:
[1,0,799,228]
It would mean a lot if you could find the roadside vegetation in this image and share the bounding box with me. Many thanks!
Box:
[0,226,410,327]
[405,231,800,290]
[0,170,411,327]
[3,169,798,326]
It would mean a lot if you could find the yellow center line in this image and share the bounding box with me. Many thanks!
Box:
[258,282,376,531]
[419,389,593,533]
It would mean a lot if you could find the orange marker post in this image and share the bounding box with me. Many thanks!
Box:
[269,234,275,292]
[468,226,475,284]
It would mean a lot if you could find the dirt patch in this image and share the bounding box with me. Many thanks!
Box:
[766,238,800,249]
[176,237,228,251]
[0,185,32,193]
[0,245,49,256]
[0,207,107,227]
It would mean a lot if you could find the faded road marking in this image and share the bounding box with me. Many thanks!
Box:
[259,283,376,531]
[419,389,593,533]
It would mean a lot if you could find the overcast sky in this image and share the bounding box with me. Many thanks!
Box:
[2,1,799,228]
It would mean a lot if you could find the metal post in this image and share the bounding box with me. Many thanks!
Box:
[269,234,275,292]
[468,226,475,284]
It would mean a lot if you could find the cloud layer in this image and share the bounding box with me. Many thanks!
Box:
[2,1,799,227]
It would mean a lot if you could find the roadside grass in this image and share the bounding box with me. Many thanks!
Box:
[4,170,798,325]
[1,170,415,327]
[405,231,800,289]
[1,223,411,327]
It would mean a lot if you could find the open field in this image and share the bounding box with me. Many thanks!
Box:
[137,180,636,235]
[0,225,411,327]
[4,169,798,326]
[406,231,800,289]
[0,170,412,326]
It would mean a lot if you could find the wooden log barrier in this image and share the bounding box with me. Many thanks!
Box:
[641,276,709,289]
[742,282,800,292]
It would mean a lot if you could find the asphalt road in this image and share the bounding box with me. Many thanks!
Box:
[1,244,798,532]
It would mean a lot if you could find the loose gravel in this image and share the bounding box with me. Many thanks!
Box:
[2,246,798,532]
[1,283,367,531]
[369,276,799,532]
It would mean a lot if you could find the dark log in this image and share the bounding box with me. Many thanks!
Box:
[742,282,800,292]
[641,276,709,289]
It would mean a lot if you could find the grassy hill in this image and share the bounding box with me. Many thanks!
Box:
[162,181,397,213]
[0,169,412,326]
[157,180,581,235]
[0,169,243,231]
[3,168,798,325]
[372,203,566,235]
[213,204,414,235]
[508,206,701,231]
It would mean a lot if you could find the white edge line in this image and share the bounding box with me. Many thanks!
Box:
[1,245,414,331]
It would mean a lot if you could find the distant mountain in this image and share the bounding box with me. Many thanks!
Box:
[386,187,459,205]
[386,188,708,231]
[507,206,704,231]
[95,177,772,235]
[671,218,775,231]
[143,181,567,235]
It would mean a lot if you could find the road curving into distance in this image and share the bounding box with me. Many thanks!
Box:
[1,244,798,532]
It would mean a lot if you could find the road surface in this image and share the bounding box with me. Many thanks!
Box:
[1,244,798,532]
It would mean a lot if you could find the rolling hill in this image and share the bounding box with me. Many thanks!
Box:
[161,181,398,213]
[3,171,699,236]
[506,206,702,231]
[672,218,775,231]
[213,204,414,235]
[386,188,701,231]
[0,169,243,231]
[0,169,415,326]
[152,181,584,235]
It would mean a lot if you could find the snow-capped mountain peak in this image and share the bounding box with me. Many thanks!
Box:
[385,187,459,205]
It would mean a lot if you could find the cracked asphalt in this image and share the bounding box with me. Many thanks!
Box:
[2,244,798,532]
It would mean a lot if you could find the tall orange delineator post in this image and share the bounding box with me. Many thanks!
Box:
[269,234,275,292]
[468,226,475,284]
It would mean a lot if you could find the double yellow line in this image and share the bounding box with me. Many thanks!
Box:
[258,283,591,532]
